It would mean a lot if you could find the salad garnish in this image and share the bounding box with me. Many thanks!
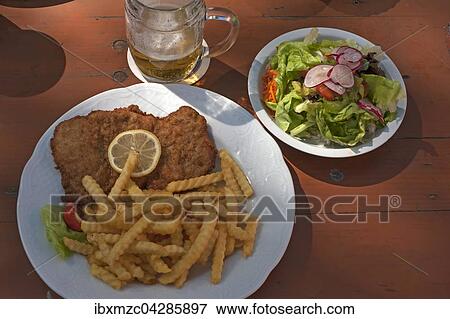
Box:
[262,28,405,147]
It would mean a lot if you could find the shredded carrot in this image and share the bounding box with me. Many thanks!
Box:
[262,69,278,103]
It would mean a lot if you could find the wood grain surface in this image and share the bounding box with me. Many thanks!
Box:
[0,0,449,298]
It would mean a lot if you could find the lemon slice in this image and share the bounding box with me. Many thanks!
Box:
[108,129,161,177]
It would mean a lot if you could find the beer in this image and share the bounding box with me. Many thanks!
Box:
[125,0,239,82]
[129,40,202,82]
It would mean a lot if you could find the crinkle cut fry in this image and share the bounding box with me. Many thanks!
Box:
[243,216,258,257]
[219,149,253,197]
[63,237,94,255]
[148,255,171,273]
[109,151,139,200]
[159,217,218,284]
[211,224,227,284]
[89,264,123,289]
[106,215,151,265]
[221,166,241,196]
[81,175,112,221]
[81,221,121,234]
[198,229,218,265]
[166,172,224,192]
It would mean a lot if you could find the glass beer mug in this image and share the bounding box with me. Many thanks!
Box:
[126,0,239,82]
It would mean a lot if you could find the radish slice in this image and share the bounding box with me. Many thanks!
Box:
[337,59,362,71]
[304,64,334,88]
[331,46,351,56]
[358,99,385,123]
[323,80,346,95]
[347,60,362,71]
[338,47,363,63]
[329,64,354,88]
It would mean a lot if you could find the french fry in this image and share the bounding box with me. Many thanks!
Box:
[225,235,235,257]
[106,215,152,265]
[109,151,139,200]
[127,180,145,197]
[128,241,184,256]
[182,220,201,242]
[95,238,111,260]
[242,217,258,257]
[166,172,224,192]
[198,229,218,265]
[147,218,181,235]
[196,184,226,193]
[219,149,253,198]
[148,255,171,273]
[159,217,217,284]
[120,256,144,279]
[170,225,184,247]
[140,262,156,275]
[87,253,105,266]
[123,254,142,264]
[221,166,241,195]
[87,233,121,245]
[81,176,112,221]
[63,237,94,255]
[81,221,121,234]
[183,239,192,251]
[175,271,189,288]
[127,180,146,219]
[89,264,123,289]
[211,224,227,284]
[106,263,132,281]
[138,272,156,285]
[108,204,135,230]
[226,221,250,241]
[82,175,107,200]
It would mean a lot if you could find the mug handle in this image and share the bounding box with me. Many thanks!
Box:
[204,7,240,58]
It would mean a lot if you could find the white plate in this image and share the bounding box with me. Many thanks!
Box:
[248,27,407,158]
[17,83,294,298]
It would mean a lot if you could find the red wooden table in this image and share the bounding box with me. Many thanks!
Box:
[1,0,449,298]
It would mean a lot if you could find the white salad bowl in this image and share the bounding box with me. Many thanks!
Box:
[248,27,407,158]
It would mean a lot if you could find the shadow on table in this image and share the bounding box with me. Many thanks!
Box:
[282,95,437,187]
[251,164,313,298]
[320,0,400,16]
[164,58,254,126]
[196,58,252,113]
[0,15,66,97]
[0,0,73,8]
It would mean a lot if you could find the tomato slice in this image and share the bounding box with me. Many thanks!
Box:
[63,203,82,231]
[316,84,337,101]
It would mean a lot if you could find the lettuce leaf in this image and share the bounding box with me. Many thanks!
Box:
[309,39,361,55]
[361,74,403,113]
[272,41,323,101]
[40,205,86,258]
[315,103,375,146]
[275,90,304,131]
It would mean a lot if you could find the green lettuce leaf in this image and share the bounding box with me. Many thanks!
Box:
[361,74,404,113]
[274,90,304,131]
[40,205,86,259]
[315,103,375,146]
[290,121,316,137]
[309,38,361,55]
[272,41,323,101]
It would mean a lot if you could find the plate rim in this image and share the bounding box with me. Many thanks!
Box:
[248,27,408,158]
[17,83,295,298]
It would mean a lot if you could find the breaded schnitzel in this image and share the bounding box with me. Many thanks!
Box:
[51,105,216,198]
